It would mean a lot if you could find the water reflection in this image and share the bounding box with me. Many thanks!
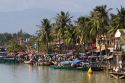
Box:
[0,64,125,83]
[88,74,92,83]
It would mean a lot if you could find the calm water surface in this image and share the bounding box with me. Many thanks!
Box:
[0,64,125,83]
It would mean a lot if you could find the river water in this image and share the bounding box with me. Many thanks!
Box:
[0,64,125,83]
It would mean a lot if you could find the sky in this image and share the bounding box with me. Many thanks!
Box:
[0,0,125,34]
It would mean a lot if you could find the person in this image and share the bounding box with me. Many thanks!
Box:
[71,63,74,67]
[119,60,122,69]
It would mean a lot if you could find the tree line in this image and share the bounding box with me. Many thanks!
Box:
[1,5,125,54]
[36,5,125,53]
[0,29,32,52]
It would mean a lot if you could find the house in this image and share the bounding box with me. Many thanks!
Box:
[96,35,115,53]
[109,29,125,71]
[102,29,125,73]
[115,29,125,51]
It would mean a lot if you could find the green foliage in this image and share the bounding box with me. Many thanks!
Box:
[108,6,125,35]
[0,30,32,47]
[34,6,125,53]
[54,11,72,41]
[90,5,110,37]
[8,41,26,53]
[0,33,13,46]
[1,5,125,54]
[37,18,52,53]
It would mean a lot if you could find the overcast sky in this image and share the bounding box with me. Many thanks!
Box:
[0,0,125,34]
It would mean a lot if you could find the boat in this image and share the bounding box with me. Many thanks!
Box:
[50,65,103,71]
[0,57,19,64]
[37,62,53,66]
[0,48,7,57]
[24,61,32,64]
[0,48,19,64]
[50,60,103,71]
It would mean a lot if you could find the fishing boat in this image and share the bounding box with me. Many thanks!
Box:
[37,62,53,66]
[50,65,103,71]
[24,61,32,64]
[50,60,104,71]
[0,48,7,57]
[0,57,19,64]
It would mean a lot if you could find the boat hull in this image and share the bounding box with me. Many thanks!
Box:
[50,66,103,71]
[0,57,19,64]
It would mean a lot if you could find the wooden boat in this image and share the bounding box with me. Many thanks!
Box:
[50,60,104,71]
[24,61,32,64]
[37,62,53,66]
[50,65,103,71]
[0,57,19,64]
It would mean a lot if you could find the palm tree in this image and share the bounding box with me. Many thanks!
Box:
[90,5,110,36]
[76,16,93,44]
[37,18,52,54]
[109,6,125,35]
[54,11,72,52]
[64,25,77,52]
[116,6,125,29]
[76,16,95,53]
[90,5,110,55]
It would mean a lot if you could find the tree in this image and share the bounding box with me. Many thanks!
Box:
[90,5,110,55]
[109,6,125,35]
[54,11,72,52]
[8,41,26,53]
[37,18,52,53]
[64,25,77,52]
[76,16,95,52]
[76,16,94,44]
[90,5,110,36]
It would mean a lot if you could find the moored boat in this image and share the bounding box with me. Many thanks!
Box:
[50,65,103,71]
[0,57,19,64]
[24,61,32,64]
[50,60,104,71]
[37,62,53,66]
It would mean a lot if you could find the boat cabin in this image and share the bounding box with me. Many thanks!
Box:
[0,48,7,57]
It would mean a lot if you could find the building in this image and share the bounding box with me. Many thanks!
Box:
[115,29,125,51]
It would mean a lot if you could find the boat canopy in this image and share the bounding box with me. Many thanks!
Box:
[60,60,81,64]
[0,48,6,52]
